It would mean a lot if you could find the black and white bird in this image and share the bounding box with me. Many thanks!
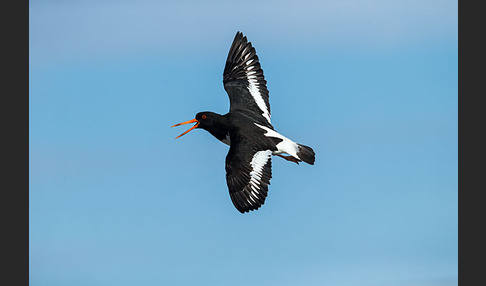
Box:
[172,31,315,213]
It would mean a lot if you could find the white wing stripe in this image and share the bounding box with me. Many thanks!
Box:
[249,150,272,194]
[248,82,271,123]
[244,59,271,123]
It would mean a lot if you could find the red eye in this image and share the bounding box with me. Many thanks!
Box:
[202,115,207,119]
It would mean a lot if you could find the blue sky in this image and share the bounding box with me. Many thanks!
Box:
[30,1,458,285]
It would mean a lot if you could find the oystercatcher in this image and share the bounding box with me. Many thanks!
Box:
[172,31,315,213]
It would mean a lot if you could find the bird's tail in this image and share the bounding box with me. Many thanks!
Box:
[297,144,315,165]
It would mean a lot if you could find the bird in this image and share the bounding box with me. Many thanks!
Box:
[172,31,315,213]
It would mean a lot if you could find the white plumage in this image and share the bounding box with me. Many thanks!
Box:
[248,150,272,203]
[255,123,301,160]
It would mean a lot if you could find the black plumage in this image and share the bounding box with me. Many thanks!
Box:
[172,31,315,213]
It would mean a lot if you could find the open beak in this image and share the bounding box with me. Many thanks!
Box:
[171,119,199,139]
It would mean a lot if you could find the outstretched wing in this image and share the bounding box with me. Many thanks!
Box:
[225,144,273,213]
[223,31,271,124]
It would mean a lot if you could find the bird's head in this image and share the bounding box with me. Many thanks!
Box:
[171,111,222,139]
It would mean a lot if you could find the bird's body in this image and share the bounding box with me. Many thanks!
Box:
[172,32,315,213]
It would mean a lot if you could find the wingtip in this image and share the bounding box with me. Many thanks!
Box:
[235,31,247,42]
[236,205,261,214]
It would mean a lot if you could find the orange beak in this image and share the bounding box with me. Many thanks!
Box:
[171,119,199,139]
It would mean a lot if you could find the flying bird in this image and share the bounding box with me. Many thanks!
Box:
[172,31,315,213]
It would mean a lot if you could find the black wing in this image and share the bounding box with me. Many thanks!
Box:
[223,31,271,124]
[225,144,273,213]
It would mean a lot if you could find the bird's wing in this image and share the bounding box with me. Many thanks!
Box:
[225,142,273,213]
[223,31,271,124]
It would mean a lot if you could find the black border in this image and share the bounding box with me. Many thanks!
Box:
[458,0,476,285]
[3,0,29,284]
